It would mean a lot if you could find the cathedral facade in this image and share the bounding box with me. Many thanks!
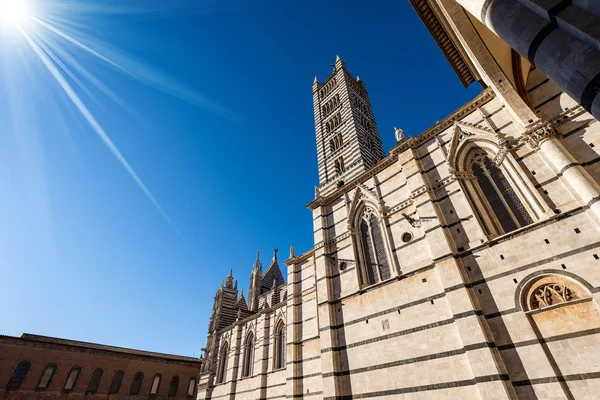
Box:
[197,1,600,399]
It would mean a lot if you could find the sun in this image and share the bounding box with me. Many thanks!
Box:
[0,0,32,26]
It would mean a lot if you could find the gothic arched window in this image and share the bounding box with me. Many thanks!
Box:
[356,206,391,286]
[241,332,255,377]
[87,368,103,393]
[7,361,30,390]
[274,321,286,370]
[63,366,80,391]
[109,370,124,394]
[463,150,533,236]
[168,375,179,397]
[334,157,345,175]
[37,363,57,390]
[130,372,144,395]
[216,341,228,384]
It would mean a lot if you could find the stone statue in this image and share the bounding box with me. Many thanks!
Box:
[290,244,295,258]
[394,127,405,142]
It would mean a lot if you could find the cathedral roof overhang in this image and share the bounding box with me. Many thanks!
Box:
[409,0,476,88]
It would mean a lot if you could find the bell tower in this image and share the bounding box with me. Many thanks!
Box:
[313,56,386,196]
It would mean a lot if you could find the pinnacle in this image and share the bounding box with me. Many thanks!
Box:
[313,76,318,84]
[336,55,341,62]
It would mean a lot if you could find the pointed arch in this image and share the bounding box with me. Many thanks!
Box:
[447,123,547,237]
[36,363,57,390]
[216,340,229,384]
[273,319,286,370]
[347,185,395,287]
[241,331,255,377]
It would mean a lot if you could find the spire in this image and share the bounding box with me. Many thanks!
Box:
[336,55,341,62]
[313,76,318,84]
[272,247,278,262]
[225,269,234,288]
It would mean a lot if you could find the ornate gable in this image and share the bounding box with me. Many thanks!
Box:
[346,184,385,229]
[446,121,508,178]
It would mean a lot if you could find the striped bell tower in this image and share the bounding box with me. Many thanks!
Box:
[313,56,386,196]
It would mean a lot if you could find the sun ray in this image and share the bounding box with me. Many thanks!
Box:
[19,25,183,237]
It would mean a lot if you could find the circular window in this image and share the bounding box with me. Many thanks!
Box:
[401,232,413,243]
[339,262,347,271]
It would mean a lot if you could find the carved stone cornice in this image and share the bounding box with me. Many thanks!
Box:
[521,121,559,150]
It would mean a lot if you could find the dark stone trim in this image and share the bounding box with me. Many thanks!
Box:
[558,162,581,175]
[286,355,321,365]
[317,264,435,307]
[534,91,562,111]
[563,120,596,139]
[467,240,600,289]
[286,372,322,381]
[319,292,447,332]
[513,372,600,387]
[323,374,507,399]
[527,78,550,93]
[499,328,600,352]
[528,24,557,65]
[581,71,600,113]
[287,391,323,398]
[424,217,473,234]
[320,318,456,353]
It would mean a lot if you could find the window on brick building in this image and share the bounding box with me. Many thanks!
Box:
[150,374,161,394]
[168,375,179,397]
[274,321,286,369]
[7,361,31,390]
[63,366,80,391]
[109,370,123,394]
[187,377,196,397]
[241,332,255,377]
[87,368,103,393]
[37,363,57,389]
[130,372,144,395]
[216,342,228,384]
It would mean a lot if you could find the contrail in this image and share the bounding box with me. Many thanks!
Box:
[20,25,183,237]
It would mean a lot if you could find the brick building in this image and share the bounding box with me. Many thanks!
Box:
[0,334,202,400]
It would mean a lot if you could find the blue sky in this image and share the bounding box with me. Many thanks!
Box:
[0,0,480,356]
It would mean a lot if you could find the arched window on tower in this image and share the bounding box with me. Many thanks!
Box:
[130,372,144,395]
[216,341,229,384]
[464,150,533,235]
[273,321,286,370]
[356,206,391,286]
[334,157,345,175]
[7,361,30,390]
[37,363,57,390]
[241,332,255,377]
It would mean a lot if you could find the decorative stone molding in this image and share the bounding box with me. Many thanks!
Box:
[521,121,558,150]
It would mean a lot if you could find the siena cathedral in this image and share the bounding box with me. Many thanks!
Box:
[197,1,600,399]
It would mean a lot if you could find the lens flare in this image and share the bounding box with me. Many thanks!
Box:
[0,0,31,26]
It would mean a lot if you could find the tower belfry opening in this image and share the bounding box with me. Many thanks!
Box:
[313,56,386,196]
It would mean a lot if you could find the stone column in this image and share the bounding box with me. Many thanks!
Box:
[454,0,600,119]
[527,124,600,223]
